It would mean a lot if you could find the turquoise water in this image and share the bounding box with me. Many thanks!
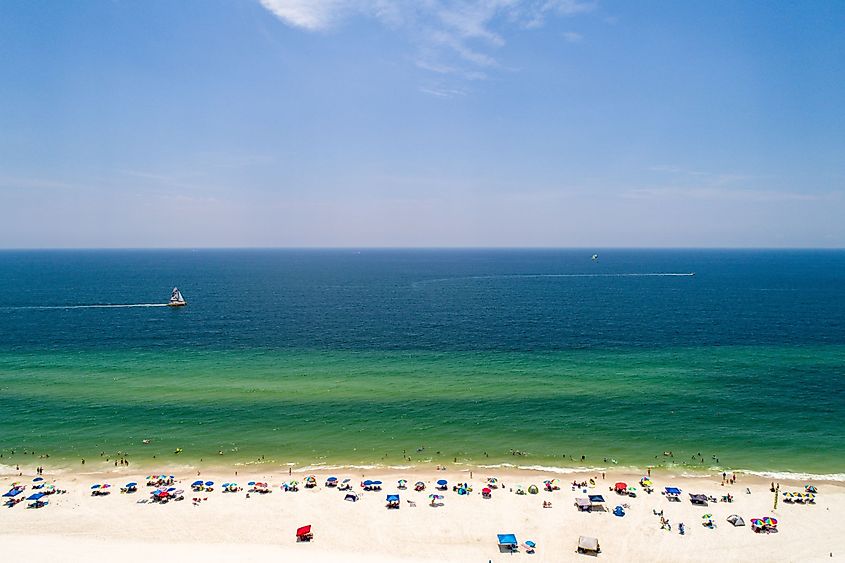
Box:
[0,250,843,474]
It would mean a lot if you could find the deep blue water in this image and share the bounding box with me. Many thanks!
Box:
[0,249,843,352]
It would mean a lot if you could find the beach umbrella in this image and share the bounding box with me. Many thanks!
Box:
[525,541,536,549]
[363,480,373,486]
[192,480,203,486]
[296,525,311,537]
[27,493,45,501]
[205,481,214,486]
[487,477,498,484]
[397,479,407,485]
[614,482,627,491]
[763,517,777,527]
[372,480,382,485]
[386,494,400,502]
[437,479,447,486]
[429,494,443,500]
[482,487,492,494]
[248,481,256,486]
[90,484,100,489]
[327,477,338,482]
[126,482,137,488]
[33,477,44,482]
[342,478,351,483]
[222,483,230,488]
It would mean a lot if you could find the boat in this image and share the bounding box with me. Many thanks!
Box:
[168,287,187,307]
[591,254,598,261]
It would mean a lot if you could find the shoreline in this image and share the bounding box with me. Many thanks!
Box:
[5,458,845,486]
[0,459,845,486]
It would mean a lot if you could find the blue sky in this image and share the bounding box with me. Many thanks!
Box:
[0,0,842,248]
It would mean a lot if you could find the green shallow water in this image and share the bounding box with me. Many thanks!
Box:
[1,346,843,475]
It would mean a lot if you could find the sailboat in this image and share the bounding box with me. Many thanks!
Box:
[168,287,187,307]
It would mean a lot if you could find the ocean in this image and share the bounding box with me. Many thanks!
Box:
[0,249,843,476]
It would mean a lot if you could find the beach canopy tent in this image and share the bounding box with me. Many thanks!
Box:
[575,498,591,512]
[27,493,45,501]
[497,533,518,552]
[665,487,682,495]
[296,524,313,542]
[689,493,709,506]
[587,494,606,504]
[727,514,745,527]
[577,536,600,555]
[3,489,22,497]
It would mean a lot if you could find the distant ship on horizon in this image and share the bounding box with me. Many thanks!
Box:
[168,287,187,307]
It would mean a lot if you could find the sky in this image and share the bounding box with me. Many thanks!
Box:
[0,0,843,248]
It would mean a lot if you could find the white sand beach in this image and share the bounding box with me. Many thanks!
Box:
[0,464,841,562]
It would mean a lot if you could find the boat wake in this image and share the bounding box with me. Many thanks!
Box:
[413,272,696,288]
[2,303,170,310]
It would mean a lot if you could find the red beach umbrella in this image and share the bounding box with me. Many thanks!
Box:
[296,525,311,537]
[614,482,627,491]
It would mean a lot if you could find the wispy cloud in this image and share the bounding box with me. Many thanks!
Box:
[562,31,583,43]
[625,186,824,203]
[258,1,595,93]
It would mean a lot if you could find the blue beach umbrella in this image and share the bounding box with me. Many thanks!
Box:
[27,493,45,501]
[386,494,400,502]
[192,480,203,486]
[327,477,337,482]
[363,480,373,486]
[525,541,536,548]
[205,481,214,486]
[90,484,101,489]
[33,477,44,482]
[437,479,447,486]
[372,480,383,485]
[248,481,256,486]
[126,482,137,487]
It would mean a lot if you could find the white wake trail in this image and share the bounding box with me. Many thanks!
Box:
[413,272,696,287]
[3,303,170,310]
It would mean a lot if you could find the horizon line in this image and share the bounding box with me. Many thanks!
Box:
[0,246,843,251]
